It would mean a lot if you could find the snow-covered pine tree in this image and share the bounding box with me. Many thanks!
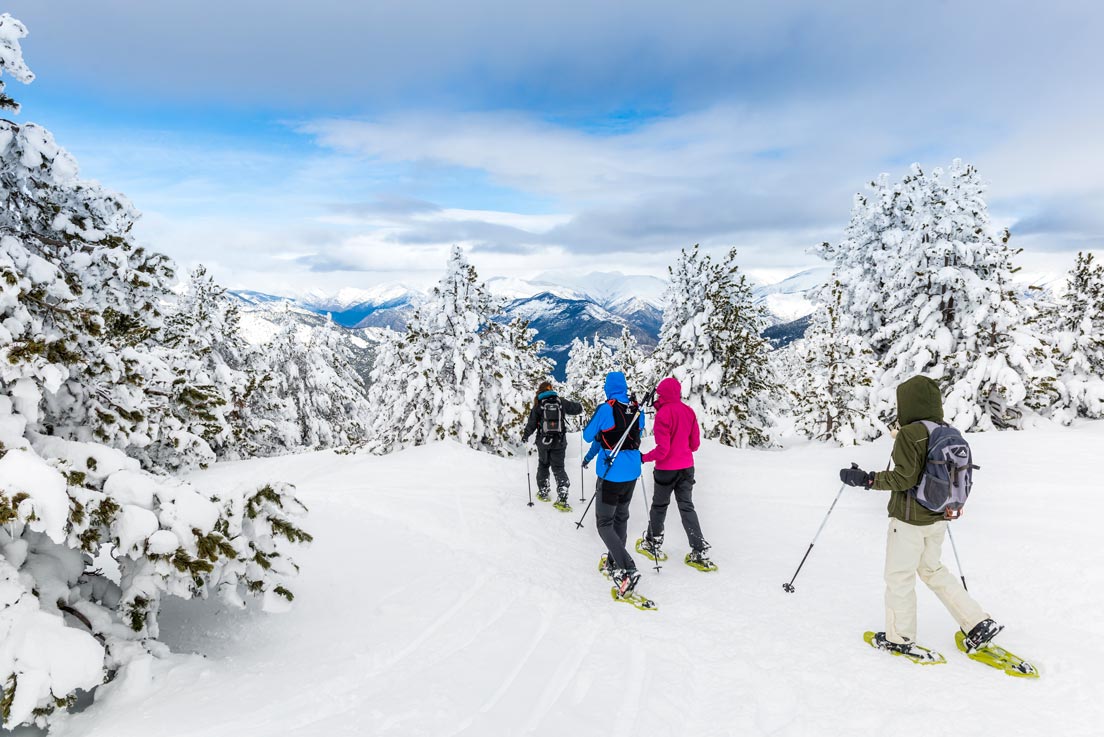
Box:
[564,333,616,423]
[612,325,650,397]
[0,19,312,729]
[819,160,1052,431]
[365,246,550,455]
[790,281,882,444]
[266,313,372,450]
[814,174,897,348]
[1041,251,1104,421]
[651,245,778,447]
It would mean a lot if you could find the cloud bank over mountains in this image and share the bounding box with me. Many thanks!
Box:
[5,1,1100,293]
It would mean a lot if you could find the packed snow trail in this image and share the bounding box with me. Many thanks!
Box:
[50,426,1104,737]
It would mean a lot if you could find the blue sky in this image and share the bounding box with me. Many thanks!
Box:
[3,1,1102,294]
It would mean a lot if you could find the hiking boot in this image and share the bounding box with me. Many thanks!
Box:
[867,632,944,663]
[962,619,1004,652]
[685,547,718,572]
[870,631,911,654]
[641,530,663,549]
[613,569,641,597]
[556,489,569,505]
[536,486,551,502]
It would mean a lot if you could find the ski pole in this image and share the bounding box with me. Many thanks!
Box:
[574,484,598,529]
[639,472,661,572]
[782,468,852,593]
[947,525,968,591]
[525,445,534,508]
[579,432,586,503]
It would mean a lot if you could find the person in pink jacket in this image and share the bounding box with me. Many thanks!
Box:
[639,377,714,571]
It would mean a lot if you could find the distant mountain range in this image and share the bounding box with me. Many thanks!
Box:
[229,270,824,379]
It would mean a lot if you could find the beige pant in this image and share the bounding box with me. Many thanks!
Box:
[884,518,987,644]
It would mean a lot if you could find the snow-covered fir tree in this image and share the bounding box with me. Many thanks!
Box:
[564,333,616,422]
[818,160,1053,431]
[365,246,551,455]
[1040,251,1104,421]
[789,281,882,445]
[612,326,651,397]
[267,313,372,449]
[154,267,328,463]
[0,18,313,729]
[651,246,778,447]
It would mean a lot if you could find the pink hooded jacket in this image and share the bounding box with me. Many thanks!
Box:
[640,377,700,471]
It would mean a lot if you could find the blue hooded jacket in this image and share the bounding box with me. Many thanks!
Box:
[582,372,646,482]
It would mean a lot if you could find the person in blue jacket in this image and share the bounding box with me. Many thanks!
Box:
[583,371,647,596]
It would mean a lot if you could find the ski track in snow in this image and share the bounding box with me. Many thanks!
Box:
[374,572,492,674]
[47,427,1104,737]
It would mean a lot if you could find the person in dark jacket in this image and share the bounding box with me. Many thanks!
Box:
[840,375,1002,656]
[583,371,646,596]
[522,381,583,507]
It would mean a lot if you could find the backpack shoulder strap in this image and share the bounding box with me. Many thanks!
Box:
[917,420,940,435]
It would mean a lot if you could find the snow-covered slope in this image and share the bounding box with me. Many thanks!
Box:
[50,423,1104,737]
[531,270,668,311]
[751,267,830,323]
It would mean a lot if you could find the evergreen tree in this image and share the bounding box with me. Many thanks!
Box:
[564,333,616,422]
[651,245,778,447]
[790,281,882,444]
[1041,251,1104,421]
[819,160,1051,431]
[365,246,550,455]
[612,325,650,397]
[266,313,372,449]
[0,19,312,729]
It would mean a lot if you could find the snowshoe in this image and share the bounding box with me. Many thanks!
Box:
[610,587,657,611]
[635,536,668,562]
[598,555,614,580]
[954,631,1039,679]
[863,631,946,665]
[536,487,551,503]
[552,492,572,512]
[685,549,718,572]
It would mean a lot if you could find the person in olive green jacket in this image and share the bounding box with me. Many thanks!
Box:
[840,375,1003,655]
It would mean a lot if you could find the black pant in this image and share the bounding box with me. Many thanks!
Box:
[537,446,570,493]
[648,467,707,552]
[596,478,636,571]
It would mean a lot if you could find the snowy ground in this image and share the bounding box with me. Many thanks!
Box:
[48,424,1104,737]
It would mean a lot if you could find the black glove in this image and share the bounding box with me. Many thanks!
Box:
[840,465,875,488]
[582,460,590,469]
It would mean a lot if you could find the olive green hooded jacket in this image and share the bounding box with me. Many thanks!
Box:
[871,375,945,525]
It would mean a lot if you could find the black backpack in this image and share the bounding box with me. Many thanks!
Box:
[539,397,565,444]
[597,399,641,451]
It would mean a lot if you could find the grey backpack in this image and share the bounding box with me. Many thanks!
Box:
[913,420,979,519]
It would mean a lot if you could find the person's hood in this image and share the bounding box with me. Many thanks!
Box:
[655,377,683,406]
[604,372,630,402]
[897,375,944,425]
